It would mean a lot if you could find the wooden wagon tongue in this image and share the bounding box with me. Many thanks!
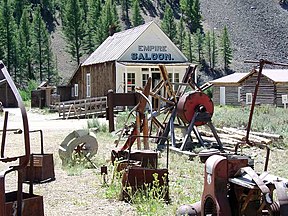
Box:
[0,62,44,216]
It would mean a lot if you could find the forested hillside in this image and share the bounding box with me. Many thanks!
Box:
[1,0,288,90]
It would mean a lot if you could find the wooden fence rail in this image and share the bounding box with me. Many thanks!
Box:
[53,97,107,119]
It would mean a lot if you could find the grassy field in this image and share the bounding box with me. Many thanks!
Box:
[81,105,288,215]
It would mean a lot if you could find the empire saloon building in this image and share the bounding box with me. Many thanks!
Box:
[68,21,192,100]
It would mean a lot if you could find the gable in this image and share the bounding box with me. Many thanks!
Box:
[119,22,188,63]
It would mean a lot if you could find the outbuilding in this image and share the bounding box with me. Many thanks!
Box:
[68,21,191,100]
[210,68,288,107]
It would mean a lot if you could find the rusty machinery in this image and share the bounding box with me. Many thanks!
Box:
[176,59,288,216]
[21,129,55,183]
[0,62,44,216]
[145,65,223,155]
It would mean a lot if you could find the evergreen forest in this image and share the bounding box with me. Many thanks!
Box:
[0,0,233,90]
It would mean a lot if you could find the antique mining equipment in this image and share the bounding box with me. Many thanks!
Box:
[0,62,44,216]
[177,154,288,216]
[20,129,55,183]
[120,136,169,202]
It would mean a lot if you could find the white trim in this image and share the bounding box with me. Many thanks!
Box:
[238,87,241,102]
[220,87,225,105]
[246,93,252,104]
[74,84,79,97]
[86,73,91,97]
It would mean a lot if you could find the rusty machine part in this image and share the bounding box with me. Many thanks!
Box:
[120,135,169,202]
[0,61,44,216]
[153,65,222,154]
[177,59,288,216]
[111,77,152,164]
[59,129,98,166]
[177,154,288,216]
[20,129,55,183]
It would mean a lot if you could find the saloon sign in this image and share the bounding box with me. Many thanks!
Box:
[131,45,174,61]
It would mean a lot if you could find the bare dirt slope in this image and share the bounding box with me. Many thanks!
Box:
[200,0,288,71]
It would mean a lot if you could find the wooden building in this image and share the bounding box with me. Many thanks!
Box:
[68,21,191,100]
[0,73,17,108]
[210,69,288,107]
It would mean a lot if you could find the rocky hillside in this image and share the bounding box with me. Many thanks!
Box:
[201,0,288,72]
[52,0,288,83]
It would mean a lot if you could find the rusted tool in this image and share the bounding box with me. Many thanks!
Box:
[0,61,44,216]
[120,135,169,202]
[111,77,152,163]
[21,130,55,183]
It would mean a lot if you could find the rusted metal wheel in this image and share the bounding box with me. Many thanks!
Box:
[59,129,98,166]
[177,92,214,126]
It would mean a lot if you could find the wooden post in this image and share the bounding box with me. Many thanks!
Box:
[107,90,115,132]
[143,114,149,149]
[136,112,141,150]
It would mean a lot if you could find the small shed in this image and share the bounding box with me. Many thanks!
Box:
[68,21,191,100]
[31,81,56,108]
[209,73,248,106]
[0,74,17,108]
[210,69,288,107]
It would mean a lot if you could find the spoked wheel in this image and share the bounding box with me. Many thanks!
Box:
[59,130,98,166]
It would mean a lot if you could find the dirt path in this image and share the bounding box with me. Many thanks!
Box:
[0,108,136,216]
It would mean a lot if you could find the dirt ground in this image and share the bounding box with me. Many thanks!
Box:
[0,108,136,216]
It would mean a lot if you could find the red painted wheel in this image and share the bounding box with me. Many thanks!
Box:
[177,92,214,126]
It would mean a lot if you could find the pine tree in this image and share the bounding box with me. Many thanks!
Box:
[183,33,193,62]
[193,29,203,64]
[211,30,218,69]
[84,0,102,54]
[176,16,186,51]
[32,6,50,82]
[220,26,232,70]
[120,0,130,28]
[96,0,119,44]
[62,0,86,65]
[0,0,18,74]
[79,0,89,22]
[180,0,202,33]
[131,0,143,27]
[161,4,177,43]
[204,31,212,68]
[13,0,26,25]
[19,7,34,81]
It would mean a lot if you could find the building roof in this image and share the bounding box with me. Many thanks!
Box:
[261,69,288,82]
[210,69,288,85]
[210,73,249,84]
[82,22,153,66]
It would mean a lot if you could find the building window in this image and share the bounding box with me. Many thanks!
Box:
[151,68,159,72]
[127,73,135,92]
[74,84,79,97]
[246,93,252,104]
[86,73,91,97]
[238,87,241,102]
[168,73,172,82]
[142,68,149,72]
[174,73,179,83]
[142,73,149,87]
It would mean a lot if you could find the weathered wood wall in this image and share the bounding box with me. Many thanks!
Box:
[241,73,275,105]
[212,85,240,106]
[71,62,116,99]
[275,83,288,107]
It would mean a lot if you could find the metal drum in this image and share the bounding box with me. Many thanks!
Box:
[177,92,214,126]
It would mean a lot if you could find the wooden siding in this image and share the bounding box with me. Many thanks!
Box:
[212,85,240,106]
[241,73,275,105]
[275,83,288,107]
[71,62,116,99]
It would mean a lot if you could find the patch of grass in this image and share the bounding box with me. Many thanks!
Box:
[87,117,108,133]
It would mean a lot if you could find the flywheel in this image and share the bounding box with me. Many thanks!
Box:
[59,129,98,166]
